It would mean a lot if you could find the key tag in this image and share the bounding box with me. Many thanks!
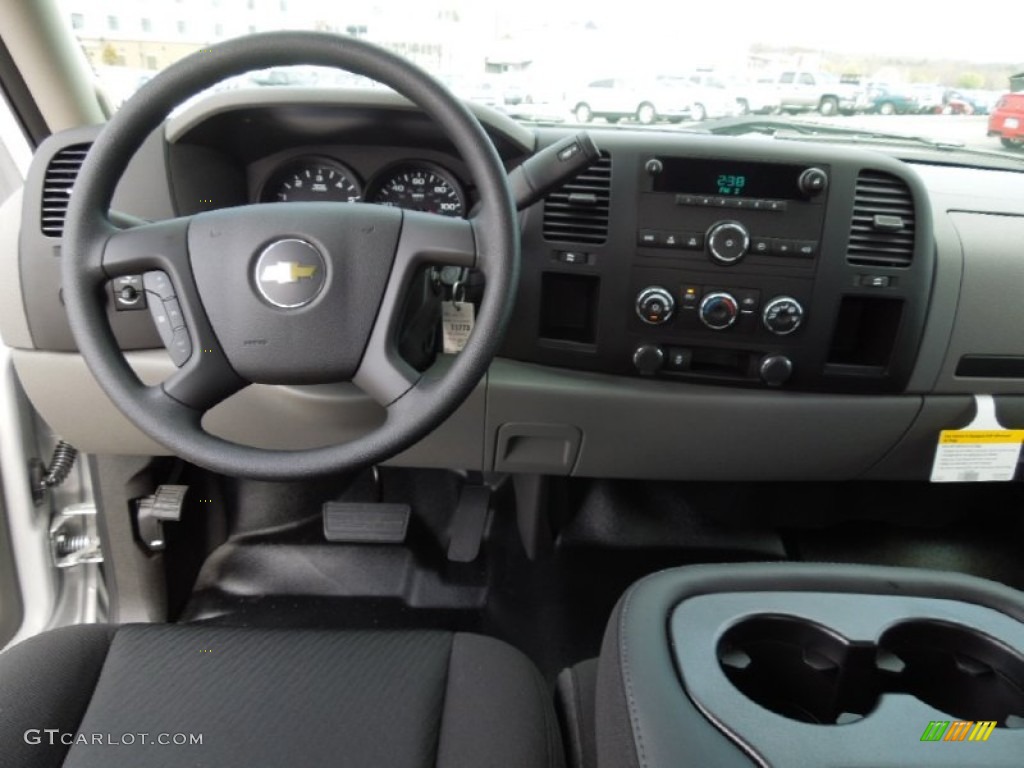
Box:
[441,280,475,354]
[930,394,1024,482]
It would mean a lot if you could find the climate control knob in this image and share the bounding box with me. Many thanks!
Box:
[706,220,750,265]
[699,292,739,330]
[762,296,805,335]
[635,286,675,325]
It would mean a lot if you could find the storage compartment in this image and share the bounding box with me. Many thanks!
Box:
[826,296,903,370]
[539,272,599,344]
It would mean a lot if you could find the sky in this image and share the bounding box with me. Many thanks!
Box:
[496,0,1020,65]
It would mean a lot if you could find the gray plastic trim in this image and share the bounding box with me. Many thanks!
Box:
[485,359,921,480]
[12,349,486,470]
[165,87,536,153]
[0,189,32,349]
[903,196,964,394]
[933,212,1024,394]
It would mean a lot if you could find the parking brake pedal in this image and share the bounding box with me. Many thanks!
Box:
[135,484,188,552]
[322,502,411,543]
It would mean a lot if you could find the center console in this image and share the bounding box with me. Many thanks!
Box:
[594,563,1024,768]
[505,132,935,393]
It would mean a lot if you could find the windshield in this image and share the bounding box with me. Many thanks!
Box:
[59,0,1024,161]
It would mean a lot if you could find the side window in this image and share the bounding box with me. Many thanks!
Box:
[779,72,795,84]
[0,93,31,206]
[588,79,613,89]
[799,73,815,85]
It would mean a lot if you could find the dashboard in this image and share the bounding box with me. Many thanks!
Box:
[4,88,1024,482]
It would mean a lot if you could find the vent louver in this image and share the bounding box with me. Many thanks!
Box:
[846,170,915,268]
[41,143,91,238]
[542,152,611,245]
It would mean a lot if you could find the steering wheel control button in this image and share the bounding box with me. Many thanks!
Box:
[169,329,193,367]
[798,167,829,197]
[164,298,185,330]
[111,275,146,311]
[699,292,739,330]
[254,238,327,309]
[635,287,675,325]
[633,344,664,375]
[148,298,174,346]
[763,296,805,335]
[706,221,750,265]
[760,354,794,386]
[143,270,175,300]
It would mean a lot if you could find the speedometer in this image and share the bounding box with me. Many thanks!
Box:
[368,163,466,217]
[262,158,361,203]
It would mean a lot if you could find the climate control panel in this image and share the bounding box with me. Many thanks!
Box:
[633,284,807,337]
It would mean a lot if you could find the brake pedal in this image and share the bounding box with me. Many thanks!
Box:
[322,502,411,543]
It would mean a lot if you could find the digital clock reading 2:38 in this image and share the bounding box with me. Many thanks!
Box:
[717,174,747,196]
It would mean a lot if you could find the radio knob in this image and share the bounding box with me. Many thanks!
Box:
[798,167,829,197]
[635,286,675,325]
[698,292,739,330]
[633,344,664,375]
[759,355,794,386]
[762,296,805,335]
[706,220,750,265]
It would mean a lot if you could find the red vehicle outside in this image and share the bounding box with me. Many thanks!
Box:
[988,93,1024,149]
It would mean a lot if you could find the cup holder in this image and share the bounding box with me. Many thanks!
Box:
[717,615,881,724]
[718,615,1024,727]
[879,620,1024,726]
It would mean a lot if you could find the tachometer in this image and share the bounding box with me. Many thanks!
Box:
[368,163,466,217]
[263,158,361,203]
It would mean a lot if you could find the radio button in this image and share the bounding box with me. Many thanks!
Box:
[771,239,798,257]
[750,238,771,255]
[681,232,705,250]
[794,240,818,257]
[637,229,659,247]
[707,221,750,265]
[767,200,789,212]
[661,231,686,249]
[675,194,696,206]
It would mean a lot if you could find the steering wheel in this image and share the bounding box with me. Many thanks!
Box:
[61,32,518,480]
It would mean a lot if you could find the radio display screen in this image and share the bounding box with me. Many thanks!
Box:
[652,157,807,200]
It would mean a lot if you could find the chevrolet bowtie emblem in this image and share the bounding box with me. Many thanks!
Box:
[260,261,318,285]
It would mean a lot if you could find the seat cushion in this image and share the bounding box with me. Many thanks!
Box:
[0,624,563,768]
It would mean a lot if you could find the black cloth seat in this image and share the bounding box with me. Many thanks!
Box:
[0,624,564,768]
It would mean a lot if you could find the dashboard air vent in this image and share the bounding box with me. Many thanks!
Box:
[41,143,91,238]
[542,152,611,245]
[846,170,915,268]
